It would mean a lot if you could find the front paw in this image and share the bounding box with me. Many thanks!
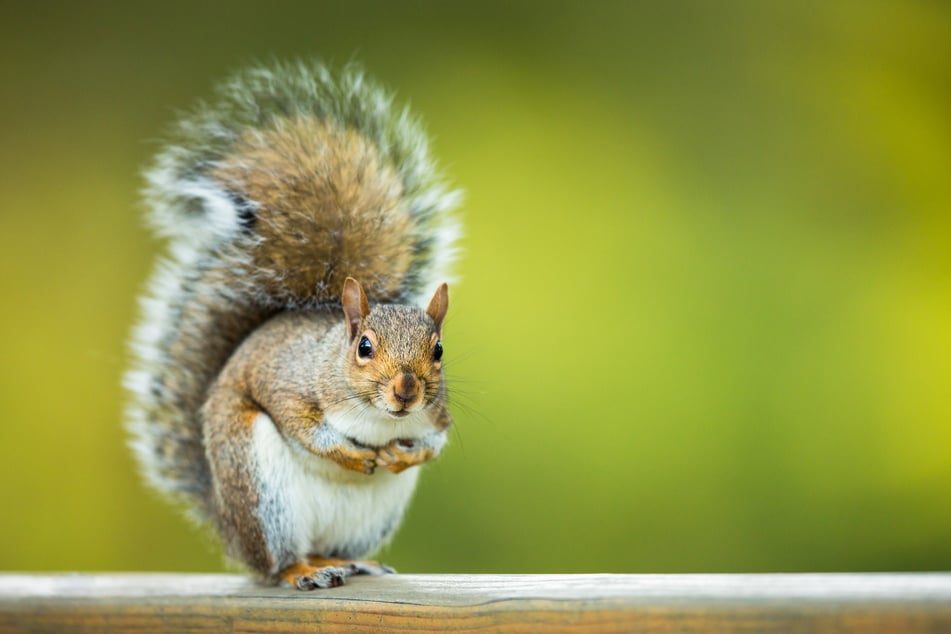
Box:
[376,439,435,474]
[329,443,378,475]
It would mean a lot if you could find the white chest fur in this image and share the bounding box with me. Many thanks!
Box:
[250,412,421,562]
[323,407,437,448]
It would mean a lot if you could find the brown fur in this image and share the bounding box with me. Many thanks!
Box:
[344,300,449,420]
[201,390,274,574]
[212,118,415,303]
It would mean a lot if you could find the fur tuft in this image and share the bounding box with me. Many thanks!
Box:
[125,60,461,519]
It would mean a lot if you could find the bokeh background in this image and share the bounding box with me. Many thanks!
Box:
[1,1,949,575]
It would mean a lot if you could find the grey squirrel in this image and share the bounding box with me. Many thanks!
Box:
[124,61,460,589]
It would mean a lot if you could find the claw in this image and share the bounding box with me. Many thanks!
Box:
[280,558,395,590]
[294,566,347,590]
[329,444,378,474]
[348,560,396,576]
[375,440,434,473]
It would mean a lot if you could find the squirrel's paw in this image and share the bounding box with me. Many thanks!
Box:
[376,439,435,474]
[309,556,396,576]
[327,444,378,475]
[278,558,395,590]
[290,566,348,590]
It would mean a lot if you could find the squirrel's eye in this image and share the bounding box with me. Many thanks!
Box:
[357,336,374,358]
[433,340,443,362]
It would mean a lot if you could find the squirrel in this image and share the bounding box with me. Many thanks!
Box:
[124,61,461,590]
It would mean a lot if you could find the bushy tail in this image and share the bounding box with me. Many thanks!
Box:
[124,60,460,518]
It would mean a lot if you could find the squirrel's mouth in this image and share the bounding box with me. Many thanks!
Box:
[388,409,411,419]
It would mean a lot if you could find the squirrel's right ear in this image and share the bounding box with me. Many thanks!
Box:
[341,277,370,341]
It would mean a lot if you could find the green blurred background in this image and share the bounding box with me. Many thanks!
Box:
[1,1,949,575]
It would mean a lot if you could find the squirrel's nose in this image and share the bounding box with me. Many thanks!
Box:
[393,372,419,404]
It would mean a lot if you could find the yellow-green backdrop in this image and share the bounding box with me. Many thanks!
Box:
[1,1,949,574]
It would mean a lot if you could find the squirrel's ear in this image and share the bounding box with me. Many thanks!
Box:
[342,277,370,341]
[426,283,449,334]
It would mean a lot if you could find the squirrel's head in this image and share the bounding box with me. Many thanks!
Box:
[340,277,448,419]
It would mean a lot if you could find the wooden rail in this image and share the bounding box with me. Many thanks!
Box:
[1,573,950,633]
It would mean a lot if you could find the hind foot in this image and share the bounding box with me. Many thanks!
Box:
[278,557,395,590]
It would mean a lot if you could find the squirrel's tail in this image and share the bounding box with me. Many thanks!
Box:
[124,61,460,518]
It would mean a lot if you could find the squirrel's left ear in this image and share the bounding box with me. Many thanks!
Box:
[426,283,449,334]
[342,277,370,341]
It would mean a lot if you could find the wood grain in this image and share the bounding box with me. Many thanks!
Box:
[1,573,950,633]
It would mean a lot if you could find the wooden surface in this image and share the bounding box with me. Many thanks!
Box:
[2,573,950,633]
